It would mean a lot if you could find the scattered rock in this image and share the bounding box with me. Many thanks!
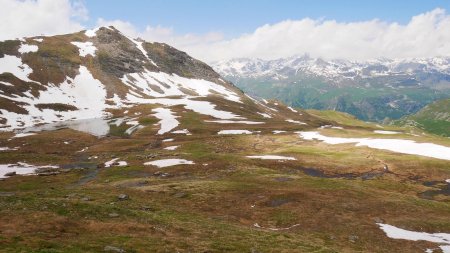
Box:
[81,197,92,201]
[37,171,60,176]
[104,245,125,252]
[0,192,15,197]
[142,206,153,211]
[274,177,294,182]
[118,194,129,200]
[349,235,359,243]
[173,192,188,198]
[108,213,120,218]
[374,217,384,223]
[4,171,16,177]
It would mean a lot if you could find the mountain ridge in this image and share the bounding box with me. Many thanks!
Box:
[0,26,255,131]
[213,55,450,122]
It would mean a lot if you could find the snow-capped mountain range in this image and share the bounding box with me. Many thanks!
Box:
[213,55,450,82]
[212,55,450,122]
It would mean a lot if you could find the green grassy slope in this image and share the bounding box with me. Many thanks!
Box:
[395,99,450,137]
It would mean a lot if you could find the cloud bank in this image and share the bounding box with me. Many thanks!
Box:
[0,0,86,40]
[0,1,449,63]
[98,8,450,63]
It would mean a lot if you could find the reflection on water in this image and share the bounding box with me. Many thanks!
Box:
[20,118,116,137]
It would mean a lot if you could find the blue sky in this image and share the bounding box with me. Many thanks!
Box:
[83,0,450,38]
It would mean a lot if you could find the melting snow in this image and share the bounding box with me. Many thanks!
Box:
[0,66,111,131]
[144,159,194,168]
[206,120,264,125]
[246,155,296,160]
[162,138,174,142]
[287,106,298,113]
[129,38,158,66]
[378,223,450,253]
[172,129,191,135]
[257,112,272,118]
[320,125,343,130]
[0,147,17,151]
[273,130,287,134]
[218,130,252,135]
[0,55,34,82]
[18,44,38,54]
[164,145,179,150]
[26,118,110,137]
[253,223,300,231]
[374,130,401,135]
[298,131,450,161]
[126,97,243,120]
[104,158,127,168]
[0,162,58,178]
[85,27,100,37]
[121,69,241,103]
[12,132,36,138]
[152,108,179,135]
[286,119,307,125]
[0,81,13,86]
[71,41,96,57]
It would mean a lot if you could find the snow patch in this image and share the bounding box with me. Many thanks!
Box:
[144,159,194,168]
[218,130,252,135]
[152,108,179,135]
[126,97,243,120]
[172,129,191,135]
[18,44,38,54]
[104,158,127,168]
[286,119,307,125]
[12,132,36,138]
[287,106,298,113]
[246,155,296,160]
[0,147,17,151]
[257,112,272,118]
[71,41,96,57]
[206,120,264,125]
[164,145,179,151]
[298,131,450,161]
[0,55,34,82]
[85,27,100,37]
[374,130,401,135]
[121,69,241,103]
[378,223,450,253]
[0,162,58,178]
[0,66,111,131]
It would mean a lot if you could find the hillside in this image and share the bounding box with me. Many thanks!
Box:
[394,98,450,137]
[213,56,450,122]
[0,28,450,253]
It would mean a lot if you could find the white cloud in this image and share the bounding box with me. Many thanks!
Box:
[186,8,450,62]
[96,18,224,50]
[1,2,449,64]
[0,0,85,40]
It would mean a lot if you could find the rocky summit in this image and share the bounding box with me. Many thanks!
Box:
[0,27,450,253]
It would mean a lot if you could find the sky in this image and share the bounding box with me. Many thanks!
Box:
[1,0,450,62]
